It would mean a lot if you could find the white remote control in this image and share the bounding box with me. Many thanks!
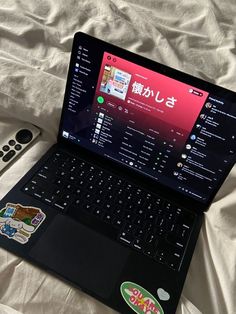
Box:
[0,123,40,174]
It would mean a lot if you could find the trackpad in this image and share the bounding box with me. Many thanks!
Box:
[29,215,129,298]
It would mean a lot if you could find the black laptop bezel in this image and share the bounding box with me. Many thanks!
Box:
[58,31,236,213]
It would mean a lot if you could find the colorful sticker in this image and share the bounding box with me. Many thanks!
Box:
[0,203,46,244]
[120,281,164,314]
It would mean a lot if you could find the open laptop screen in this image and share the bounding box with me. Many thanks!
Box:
[59,33,236,204]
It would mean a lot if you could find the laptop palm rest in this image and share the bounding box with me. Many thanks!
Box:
[29,214,130,298]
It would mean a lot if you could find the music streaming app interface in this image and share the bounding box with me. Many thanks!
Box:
[93,52,208,149]
[62,45,236,201]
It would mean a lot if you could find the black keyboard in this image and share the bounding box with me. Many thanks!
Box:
[22,150,195,271]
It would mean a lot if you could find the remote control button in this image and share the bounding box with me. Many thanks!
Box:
[15,144,22,151]
[9,139,16,146]
[3,150,16,162]
[15,129,33,144]
[2,145,10,152]
[0,151,3,157]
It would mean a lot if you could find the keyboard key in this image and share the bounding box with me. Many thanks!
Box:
[87,184,95,191]
[143,243,156,257]
[176,211,194,228]
[155,238,183,268]
[133,216,143,226]
[53,200,68,211]
[164,250,182,271]
[93,208,104,218]
[30,175,47,187]
[88,175,95,182]
[162,219,175,232]
[124,183,132,192]
[145,233,156,245]
[154,197,162,207]
[107,194,115,201]
[133,237,144,251]
[146,202,155,211]
[83,202,95,213]
[33,189,45,199]
[119,231,134,245]
[136,208,145,216]
[84,193,93,201]
[146,212,156,221]
[97,179,105,186]
[95,198,102,206]
[23,183,37,195]
[135,228,145,238]
[41,186,58,202]
[178,226,189,240]
[113,217,123,228]
[38,169,52,180]
[73,199,83,207]
[124,223,135,234]
[43,194,56,205]
[55,178,64,186]
[126,202,135,211]
[117,188,125,196]
[65,183,74,190]
[77,179,86,186]
[75,188,82,196]
[145,221,154,233]
[107,175,113,181]
[124,212,132,221]
[117,199,125,206]
[136,198,144,206]
[104,213,113,223]
[116,179,123,186]
[69,166,76,173]
[168,259,180,270]
[172,225,190,244]
[156,228,165,236]
[53,187,61,195]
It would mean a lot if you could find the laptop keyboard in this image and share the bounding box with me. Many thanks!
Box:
[22,150,195,271]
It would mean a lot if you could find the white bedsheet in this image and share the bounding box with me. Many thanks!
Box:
[0,0,236,313]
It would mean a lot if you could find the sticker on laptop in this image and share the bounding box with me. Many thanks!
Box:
[120,281,164,314]
[157,288,170,301]
[0,203,46,244]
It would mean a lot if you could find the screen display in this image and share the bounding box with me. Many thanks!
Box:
[60,34,236,203]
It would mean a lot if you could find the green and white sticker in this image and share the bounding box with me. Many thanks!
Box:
[120,281,164,314]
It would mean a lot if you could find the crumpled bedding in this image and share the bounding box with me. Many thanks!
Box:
[0,0,236,313]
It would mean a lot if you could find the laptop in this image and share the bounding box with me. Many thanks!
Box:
[0,32,235,314]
